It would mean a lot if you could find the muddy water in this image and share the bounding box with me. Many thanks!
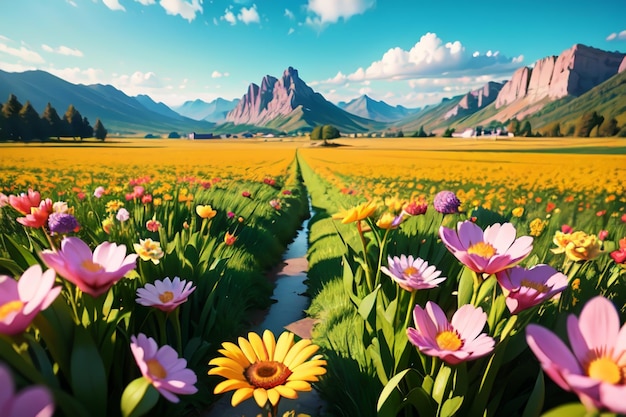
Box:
[204,201,327,417]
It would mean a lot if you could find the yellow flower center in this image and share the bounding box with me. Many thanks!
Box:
[146,358,167,379]
[467,242,497,259]
[403,266,418,276]
[158,291,174,303]
[520,279,549,293]
[0,300,24,320]
[435,330,463,351]
[81,259,103,272]
[245,360,293,389]
[587,357,622,384]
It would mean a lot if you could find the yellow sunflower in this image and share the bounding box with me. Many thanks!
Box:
[208,330,326,411]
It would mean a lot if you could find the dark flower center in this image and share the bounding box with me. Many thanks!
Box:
[245,360,292,389]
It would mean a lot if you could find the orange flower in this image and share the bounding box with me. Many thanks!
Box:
[332,201,378,224]
[196,204,217,219]
[224,232,237,246]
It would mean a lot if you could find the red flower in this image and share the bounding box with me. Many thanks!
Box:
[596,210,607,217]
[546,202,556,213]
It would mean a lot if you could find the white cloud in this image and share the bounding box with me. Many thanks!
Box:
[211,70,229,78]
[222,8,236,25]
[42,44,84,57]
[103,0,126,12]
[67,0,77,6]
[159,0,203,22]
[284,8,295,19]
[307,0,374,25]
[238,4,259,24]
[135,0,155,5]
[47,67,105,85]
[606,29,626,41]
[0,39,45,63]
[287,28,295,35]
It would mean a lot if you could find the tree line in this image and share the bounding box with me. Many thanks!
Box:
[0,94,107,142]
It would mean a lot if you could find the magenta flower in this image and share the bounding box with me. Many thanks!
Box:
[93,186,105,198]
[526,296,626,414]
[48,212,80,235]
[381,255,446,291]
[0,265,61,336]
[495,264,568,314]
[130,333,198,403]
[0,364,55,417]
[439,221,533,276]
[407,301,495,365]
[40,237,138,297]
[136,277,196,312]
[433,190,461,214]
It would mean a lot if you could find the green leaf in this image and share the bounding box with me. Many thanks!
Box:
[358,284,380,322]
[121,377,160,417]
[404,386,437,416]
[440,396,463,417]
[457,267,474,308]
[377,368,410,412]
[540,403,588,417]
[433,364,452,404]
[522,371,544,417]
[70,327,108,417]
[4,234,39,271]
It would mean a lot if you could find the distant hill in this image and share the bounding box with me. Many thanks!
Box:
[0,70,214,135]
[172,98,240,123]
[337,94,419,122]
[223,67,385,133]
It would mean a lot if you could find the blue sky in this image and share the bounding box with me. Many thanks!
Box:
[1,0,625,108]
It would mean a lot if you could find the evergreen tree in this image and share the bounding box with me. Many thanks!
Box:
[1,94,23,140]
[82,116,93,139]
[64,104,84,140]
[41,102,63,140]
[93,118,107,141]
[442,127,455,138]
[519,120,532,137]
[414,125,428,137]
[18,101,42,141]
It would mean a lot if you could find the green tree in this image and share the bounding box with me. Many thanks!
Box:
[41,102,63,140]
[442,127,455,138]
[310,125,322,140]
[18,101,42,141]
[575,111,604,137]
[598,117,619,137]
[81,116,93,139]
[519,120,532,137]
[1,94,23,141]
[414,125,428,137]
[546,122,561,137]
[93,118,107,141]
[321,125,340,140]
[64,104,84,140]
[507,118,520,136]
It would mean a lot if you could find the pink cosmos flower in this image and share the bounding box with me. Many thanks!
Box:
[0,364,55,417]
[407,301,495,365]
[9,189,41,215]
[0,265,61,336]
[16,198,53,228]
[380,255,446,291]
[495,264,568,314]
[130,333,198,403]
[439,221,533,276]
[146,216,161,233]
[40,237,138,297]
[598,230,608,241]
[116,208,130,222]
[526,296,626,414]
[135,277,196,312]
[93,186,105,198]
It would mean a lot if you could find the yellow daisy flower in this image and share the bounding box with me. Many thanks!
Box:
[208,330,326,411]
[332,201,377,224]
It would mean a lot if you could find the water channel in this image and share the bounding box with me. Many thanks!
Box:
[204,199,326,417]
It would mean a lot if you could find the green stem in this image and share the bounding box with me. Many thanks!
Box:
[470,271,482,306]
[357,221,373,293]
[403,291,417,328]
[375,228,391,288]
[170,309,183,355]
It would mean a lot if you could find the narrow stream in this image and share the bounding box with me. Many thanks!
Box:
[204,199,326,417]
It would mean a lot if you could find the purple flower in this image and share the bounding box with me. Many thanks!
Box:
[381,255,446,291]
[136,277,196,312]
[433,191,461,214]
[496,264,568,314]
[48,212,80,234]
[0,364,54,417]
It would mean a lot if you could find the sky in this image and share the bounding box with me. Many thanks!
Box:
[1,0,625,109]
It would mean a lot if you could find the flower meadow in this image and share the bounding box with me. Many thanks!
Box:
[1,137,625,417]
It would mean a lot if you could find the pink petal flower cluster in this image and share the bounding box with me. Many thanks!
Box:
[526,296,626,414]
[130,333,198,403]
[8,189,41,215]
[0,265,61,336]
[17,198,53,228]
[381,255,446,291]
[136,277,196,312]
[439,221,533,276]
[407,301,495,365]
[40,237,138,297]
[0,364,54,417]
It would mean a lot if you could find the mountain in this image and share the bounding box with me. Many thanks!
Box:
[337,95,419,122]
[395,43,626,134]
[0,69,214,135]
[223,67,385,133]
[443,82,504,120]
[173,98,240,123]
[134,94,186,120]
